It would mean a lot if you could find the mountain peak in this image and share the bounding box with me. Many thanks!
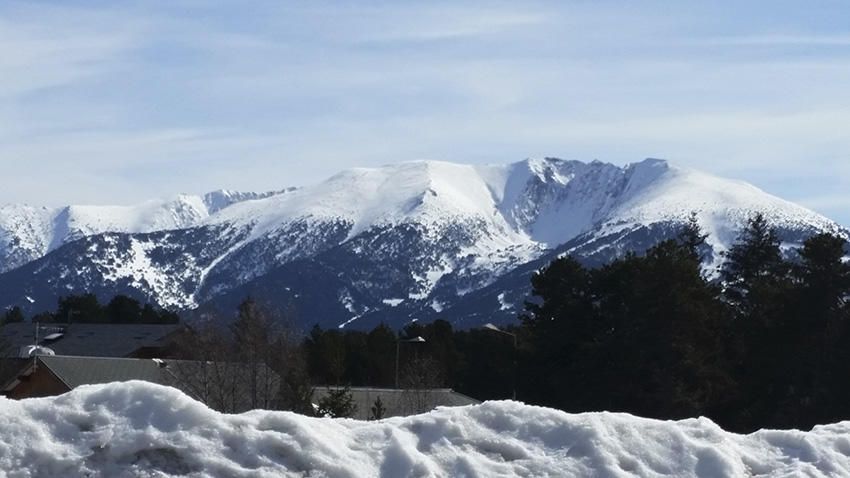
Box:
[203,188,295,214]
[0,156,845,328]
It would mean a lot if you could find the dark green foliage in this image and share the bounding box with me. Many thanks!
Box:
[718,214,795,429]
[522,230,733,419]
[772,233,850,428]
[518,214,850,432]
[721,212,787,317]
[305,326,347,385]
[22,294,180,324]
[58,294,105,323]
[370,396,386,420]
[317,387,357,418]
[679,211,709,261]
[453,328,517,400]
[2,306,24,325]
[106,296,142,323]
[277,365,315,415]
[366,324,397,387]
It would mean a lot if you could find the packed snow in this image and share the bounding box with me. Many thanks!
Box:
[2,382,850,477]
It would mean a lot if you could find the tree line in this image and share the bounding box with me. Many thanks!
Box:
[522,213,850,432]
[2,294,180,325]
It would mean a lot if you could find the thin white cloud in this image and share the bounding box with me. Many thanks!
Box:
[0,7,142,99]
[359,10,548,42]
[701,33,850,47]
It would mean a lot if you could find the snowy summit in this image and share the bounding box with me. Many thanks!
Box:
[0,158,843,328]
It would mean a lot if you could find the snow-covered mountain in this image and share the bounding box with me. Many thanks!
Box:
[0,189,293,273]
[0,158,843,329]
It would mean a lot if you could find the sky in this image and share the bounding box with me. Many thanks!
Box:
[1,0,849,223]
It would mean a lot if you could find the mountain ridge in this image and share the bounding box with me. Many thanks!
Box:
[0,158,843,329]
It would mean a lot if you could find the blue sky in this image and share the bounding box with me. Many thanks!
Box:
[1,0,849,223]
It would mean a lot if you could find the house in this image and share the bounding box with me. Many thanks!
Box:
[312,386,480,420]
[0,323,183,358]
[1,355,281,413]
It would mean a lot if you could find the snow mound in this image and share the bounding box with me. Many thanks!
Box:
[2,382,850,477]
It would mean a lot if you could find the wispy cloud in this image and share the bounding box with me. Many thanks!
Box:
[0,5,142,99]
[357,9,547,42]
[701,33,850,47]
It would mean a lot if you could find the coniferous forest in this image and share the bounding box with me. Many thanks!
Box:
[305,213,850,432]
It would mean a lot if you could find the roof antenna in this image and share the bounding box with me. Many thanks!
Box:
[33,320,39,372]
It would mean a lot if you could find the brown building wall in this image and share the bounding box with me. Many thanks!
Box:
[6,364,70,400]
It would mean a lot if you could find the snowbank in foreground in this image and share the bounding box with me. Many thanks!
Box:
[1,382,849,478]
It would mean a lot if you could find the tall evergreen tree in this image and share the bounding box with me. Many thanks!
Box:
[781,233,850,427]
[721,213,787,316]
[719,213,794,430]
[521,256,596,410]
[316,387,357,418]
[679,212,709,261]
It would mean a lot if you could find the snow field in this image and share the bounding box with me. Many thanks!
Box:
[1,381,849,477]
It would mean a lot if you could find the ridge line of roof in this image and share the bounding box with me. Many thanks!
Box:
[36,356,73,390]
[314,386,457,393]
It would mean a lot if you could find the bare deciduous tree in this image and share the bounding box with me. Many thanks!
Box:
[399,356,442,415]
[169,299,311,414]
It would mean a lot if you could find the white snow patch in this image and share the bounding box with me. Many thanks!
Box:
[497,292,514,311]
[410,260,454,300]
[3,382,850,477]
[338,316,361,329]
[96,238,191,309]
[382,298,405,307]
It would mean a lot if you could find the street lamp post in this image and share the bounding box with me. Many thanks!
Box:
[395,336,426,389]
[483,323,518,401]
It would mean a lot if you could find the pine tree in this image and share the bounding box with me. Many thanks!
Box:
[522,255,596,410]
[720,213,794,430]
[317,387,357,418]
[795,233,850,317]
[784,233,850,426]
[721,213,787,315]
[370,396,386,420]
[678,212,708,261]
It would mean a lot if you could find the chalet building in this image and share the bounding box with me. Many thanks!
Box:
[1,355,281,414]
[2,355,170,400]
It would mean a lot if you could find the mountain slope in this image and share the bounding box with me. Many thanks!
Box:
[0,190,291,273]
[0,158,843,329]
